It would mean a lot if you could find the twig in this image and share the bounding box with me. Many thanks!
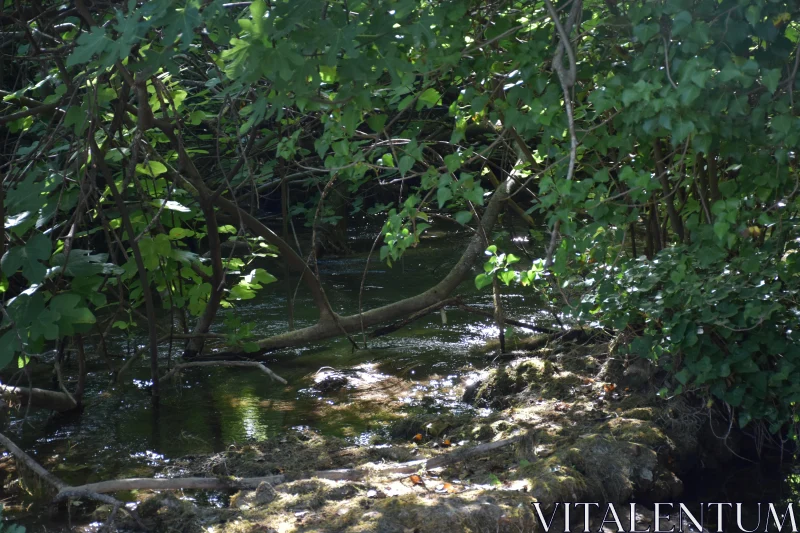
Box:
[455,303,558,334]
[160,361,287,384]
[370,298,461,338]
[542,0,581,267]
[425,435,522,469]
[0,431,146,528]
[662,36,678,89]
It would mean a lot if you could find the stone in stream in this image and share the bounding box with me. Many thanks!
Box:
[312,369,351,394]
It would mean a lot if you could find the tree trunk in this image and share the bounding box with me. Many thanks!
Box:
[250,178,515,351]
[0,385,77,412]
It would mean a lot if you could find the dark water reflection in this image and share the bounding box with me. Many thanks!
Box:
[6,230,554,490]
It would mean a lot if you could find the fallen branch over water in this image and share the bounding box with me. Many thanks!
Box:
[0,384,77,412]
[63,476,287,494]
[160,361,287,384]
[1,428,521,523]
[369,297,558,339]
[0,432,145,530]
[60,436,523,496]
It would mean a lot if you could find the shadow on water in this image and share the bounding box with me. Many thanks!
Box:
[5,232,554,494]
[8,230,797,532]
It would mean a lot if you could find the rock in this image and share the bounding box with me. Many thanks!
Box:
[313,372,349,394]
[247,526,278,533]
[254,481,277,505]
[645,469,684,501]
[624,407,656,420]
[621,358,656,388]
[534,444,554,457]
[465,358,557,407]
[327,484,358,501]
[470,423,495,441]
[461,380,481,404]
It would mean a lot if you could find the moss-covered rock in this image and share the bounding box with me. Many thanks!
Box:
[600,417,673,450]
[468,367,517,407]
[515,358,555,384]
[519,454,588,502]
[135,493,207,533]
[624,407,657,421]
[466,357,557,406]
[540,371,583,398]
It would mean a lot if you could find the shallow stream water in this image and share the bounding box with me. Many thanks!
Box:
[5,229,554,508]
[3,228,798,531]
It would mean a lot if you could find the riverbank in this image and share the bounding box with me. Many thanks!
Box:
[77,330,772,533]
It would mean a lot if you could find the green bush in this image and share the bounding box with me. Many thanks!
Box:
[581,238,800,433]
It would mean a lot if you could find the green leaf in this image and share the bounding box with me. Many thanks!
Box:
[762,68,781,94]
[672,11,692,35]
[163,4,203,49]
[319,65,337,83]
[417,88,441,109]
[719,63,740,82]
[498,270,516,285]
[713,221,731,241]
[66,26,109,67]
[367,114,387,132]
[136,161,168,177]
[168,227,195,240]
[444,154,462,173]
[229,284,256,300]
[399,155,415,177]
[51,249,123,277]
[250,0,267,21]
[249,268,277,285]
[771,115,793,136]
[437,184,453,209]
[454,211,473,225]
[475,273,493,290]
[50,294,96,335]
[633,23,659,43]
[65,106,88,135]
[0,331,20,369]
[1,233,52,283]
[398,95,415,111]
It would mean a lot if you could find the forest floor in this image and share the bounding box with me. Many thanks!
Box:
[101,332,731,533]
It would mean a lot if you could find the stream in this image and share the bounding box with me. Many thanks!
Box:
[4,229,552,519]
[2,227,798,531]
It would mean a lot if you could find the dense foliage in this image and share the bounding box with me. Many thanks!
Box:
[1,0,799,432]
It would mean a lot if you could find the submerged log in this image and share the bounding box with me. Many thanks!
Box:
[0,384,77,412]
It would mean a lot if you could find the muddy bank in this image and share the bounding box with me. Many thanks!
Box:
[87,332,755,533]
